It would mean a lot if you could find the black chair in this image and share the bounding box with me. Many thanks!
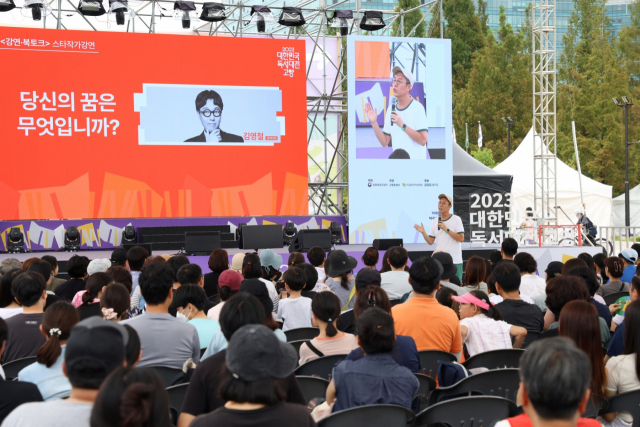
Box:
[598,389,640,427]
[318,404,415,427]
[277,320,284,330]
[415,396,518,427]
[284,327,319,342]
[200,348,207,358]
[296,375,330,404]
[462,349,525,370]
[2,356,37,380]
[166,383,189,414]
[418,350,457,378]
[289,340,310,356]
[150,367,186,387]
[414,373,437,411]
[428,368,520,406]
[294,354,347,380]
[584,395,608,419]
[604,292,630,306]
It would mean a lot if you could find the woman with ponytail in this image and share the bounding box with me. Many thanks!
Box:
[453,290,528,357]
[324,250,358,311]
[18,300,80,400]
[298,292,358,365]
[90,366,171,427]
[77,272,114,320]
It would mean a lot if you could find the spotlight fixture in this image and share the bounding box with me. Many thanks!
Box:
[278,6,304,27]
[22,0,51,21]
[7,228,25,253]
[108,0,131,25]
[329,221,342,245]
[123,225,137,243]
[359,10,385,31]
[200,2,225,22]
[0,0,16,12]
[64,226,81,252]
[283,221,297,246]
[174,0,197,29]
[250,5,275,33]
[328,9,353,36]
[77,0,106,16]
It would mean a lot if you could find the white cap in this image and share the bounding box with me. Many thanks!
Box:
[392,66,414,86]
[87,258,112,275]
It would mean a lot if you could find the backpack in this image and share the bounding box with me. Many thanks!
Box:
[437,361,472,387]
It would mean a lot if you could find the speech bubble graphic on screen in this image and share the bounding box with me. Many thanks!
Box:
[134,84,284,145]
[354,82,384,124]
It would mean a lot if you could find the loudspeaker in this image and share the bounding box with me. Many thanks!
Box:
[289,229,332,253]
[122,243,153,255]
[372,238,403,250]
[184,231,221,255]
[240,225,283,250]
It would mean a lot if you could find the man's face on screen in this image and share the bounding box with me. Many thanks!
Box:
[392,72,411,97]
[198,99,222,132]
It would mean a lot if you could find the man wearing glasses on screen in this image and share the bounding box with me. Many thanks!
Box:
[185,90,244,143]
[364,66,429,159]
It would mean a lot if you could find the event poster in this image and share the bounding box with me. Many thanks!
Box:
[0,27,307,220]
[347,36,453,243]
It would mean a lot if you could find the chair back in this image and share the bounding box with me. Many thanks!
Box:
[2,356,37,380]
[429,368,520,406]
[604,292,630,306]
[294,354,347,380]
[284,327,319,342]
[150,366,186,387]
[289,340,310,357]
[296,375,330,404]
[598,389,640,427]
[166,383,189,414]
[583,395,607,419]
[318,404,415,427]
[415,396,517,427]
[414,373,437,411]
[462,349,525,370]
[418,350,457,378]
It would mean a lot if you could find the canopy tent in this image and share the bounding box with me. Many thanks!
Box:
[494,128,612,229]
[612,184,640,227]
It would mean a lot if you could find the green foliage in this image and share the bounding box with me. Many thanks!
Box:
[392,0,427,38]
[471,148,497,168]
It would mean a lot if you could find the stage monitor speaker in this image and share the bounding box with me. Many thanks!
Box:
[185,231,221,255]
[407,251,433,262]
[372,238,403,250]
[240,225,283,250]
[289,229,332,253]
[122,243,153,255]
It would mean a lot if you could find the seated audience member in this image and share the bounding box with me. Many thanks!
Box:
[566,266,612,327]
[606,276,640,361]
[577,252,597,274]
[259,249,284,297]
[593,253,608,284]
[21,258,39,271]
[307,246,327,284]
[0,258,22,278]
[172,284,220,350]
[242,253,279,313]
[494,262,544,332]
[361,247,379,271]
[287,252,305,269]
[207,270,242,321]
[337,268,381,334]
[166,255,190,291]
[324,250,358,311]
[380,246,412,301]
[127,246,150,309]
[276,267,312,331]
[203,249,227,300]
[436,286,458,309]
[2,272,47,364]
[178,296,305,427]
[100,283,131,322]
[545,261,564,284]
[379,250,392,274]
[298,263,318,299]
[392,257,463,357]
[618,248,637,284]
[432,251,462,287]
[562,258,588,275]
[495,337,598,427]
[514,252,547,298]
[2,317,126,427]
[558,301,606,401]
[461,255,489,293]
[122,325,142,367]
[599,257,630,297]
[601,298,640,427]
[230,253,245,273]
[501,237,518,261]
[54,256,89,301]
[0,269,25,319]
[346,286,421,373]
[299,292,358,365]
[105,267,132,294]
[632,244,640,265]
[121,262,200,369]
[41,256,65,292]
[87,259,111,276]
[454,291,527,356]
[176,264,215,313]
[27,260,53,293]
[0,318,43,423]
[489,250,503,269]
[326,307,419,412]
[18,301,80,400]
[109,248,128,268]
[76,273,114,320]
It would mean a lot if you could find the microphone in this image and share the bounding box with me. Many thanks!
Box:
[391,98,397,127]
[438,212,442,230]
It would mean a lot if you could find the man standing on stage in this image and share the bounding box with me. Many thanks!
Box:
[364,66,429,159]
[414,194,465,279]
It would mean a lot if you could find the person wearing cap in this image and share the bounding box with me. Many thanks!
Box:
[432,251,463,289]
[259,249,284,298]
[207,269,242,321]
[617,248,637,284]
[324,250,358,311]
[414,194,465,279]
[109,248,128,268]
[230,253,245,273]
[87,259,111,276]
[575,209,597,245]
[364,66,429,160]
[2,317,126,427]
[336,268,382,334]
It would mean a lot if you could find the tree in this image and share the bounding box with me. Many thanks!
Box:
[471,148,497,168]
[392,0,426,38]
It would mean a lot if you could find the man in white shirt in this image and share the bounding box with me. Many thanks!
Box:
[380,246,412,300]
[414,194,465,279]
[364,66,429,160]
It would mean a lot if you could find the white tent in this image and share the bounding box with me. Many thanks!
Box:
[612,185,640,226]
[494,128,612,228]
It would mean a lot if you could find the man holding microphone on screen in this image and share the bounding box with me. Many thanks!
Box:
[364,66,429,159]
[414,194,465,279]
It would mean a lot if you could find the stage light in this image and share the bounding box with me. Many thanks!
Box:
[359,11,385,31]
[64,226,81,252]
[22,0,50,21]
[200,2,225,22]
[328,10,353,36]
[77,0,106,16]
[250,5,275,33]
[123,225,137,243]
[7,228,25,253]
[278,6,304,27]
[174,0,197,29]
[108,0,131,25]
[329,221,342,245]
[283,221,297,246]
[0,0,16,12]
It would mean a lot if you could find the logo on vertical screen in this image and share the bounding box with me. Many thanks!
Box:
[368,182,372,187]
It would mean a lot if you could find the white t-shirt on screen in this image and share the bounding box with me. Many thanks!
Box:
[382,99,429,160]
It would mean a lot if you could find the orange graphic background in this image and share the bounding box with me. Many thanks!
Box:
[0,27,307,220]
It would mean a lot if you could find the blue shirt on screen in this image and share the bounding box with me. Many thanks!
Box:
[607,321,625,358]
[345,334,421,373]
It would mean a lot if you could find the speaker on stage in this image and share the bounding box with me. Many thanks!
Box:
[239,225,283,250]
[289,229,332,253]
[185,231,221,255]
[372,238,403,250]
